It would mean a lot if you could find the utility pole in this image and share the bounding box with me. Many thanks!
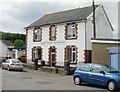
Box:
[93,0,96,38]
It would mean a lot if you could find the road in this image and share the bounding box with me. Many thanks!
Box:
[2,68,107,90]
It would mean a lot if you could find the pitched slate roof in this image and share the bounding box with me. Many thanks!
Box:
[25,5,100,29]
[2,40,13,46]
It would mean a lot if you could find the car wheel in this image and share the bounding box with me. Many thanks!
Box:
[7,66,11,71]
[108,81,117,91]
[74,76,82,85]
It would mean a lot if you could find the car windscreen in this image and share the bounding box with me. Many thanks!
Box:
[12,60,21,63]
[102,64,119,73]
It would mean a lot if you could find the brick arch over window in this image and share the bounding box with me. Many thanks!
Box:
[32,46,43,62]
[64,23,78,40]
[48,46,57,66]
[33,27,42,42]
[64,45,78,63]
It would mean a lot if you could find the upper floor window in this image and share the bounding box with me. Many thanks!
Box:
[49,25,57,41]
[65,23,78,40]
[33,28,42,42]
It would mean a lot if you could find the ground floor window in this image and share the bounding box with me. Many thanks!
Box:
[31,45,79,65]
[32,47,42,61]
[65,46,78,63]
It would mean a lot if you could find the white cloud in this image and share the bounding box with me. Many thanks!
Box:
[0,0,119,39]
[2,12,26,34]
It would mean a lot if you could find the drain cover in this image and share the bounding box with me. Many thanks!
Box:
[36,81,53,84]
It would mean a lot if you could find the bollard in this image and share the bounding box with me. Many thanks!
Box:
[55,67,59,73]
[34,59,38,70]
[64,61,70,75]
[41,60,45,68]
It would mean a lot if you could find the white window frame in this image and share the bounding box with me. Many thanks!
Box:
[66,47,76,63]
[67,24,76,39]
[34,48,38,59]
[33,48,42,60]
[51,26,56,40]
[34,29,41,41]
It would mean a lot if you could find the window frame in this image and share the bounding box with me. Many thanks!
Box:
[32,47,42,61]
[49,25,57,41]
[33,28,42,42]
[66,46,77,63]
[66,23,77,39]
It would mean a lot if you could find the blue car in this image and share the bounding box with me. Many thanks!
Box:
[73,63,120,91]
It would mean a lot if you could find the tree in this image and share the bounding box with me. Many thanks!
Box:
[1,32,26,47]
[14,40,25,47]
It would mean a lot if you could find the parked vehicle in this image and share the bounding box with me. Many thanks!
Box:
[2,59,24,71]
[73,63,120,91]
[0,58,6,64]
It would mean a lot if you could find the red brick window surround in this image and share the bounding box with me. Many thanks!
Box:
[33,27,42,42]
[64,45,78,63]
[49,25,57,41]
[32,46,43,61]
[65,23,78,40]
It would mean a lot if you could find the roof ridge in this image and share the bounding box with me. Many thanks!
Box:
[44,5,100,17]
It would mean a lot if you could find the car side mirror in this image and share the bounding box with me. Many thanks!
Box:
[100,71,105,75]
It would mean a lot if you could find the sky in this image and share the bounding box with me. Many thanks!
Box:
[0,0,119,38]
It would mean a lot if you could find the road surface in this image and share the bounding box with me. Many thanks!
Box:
[2,68,107,90]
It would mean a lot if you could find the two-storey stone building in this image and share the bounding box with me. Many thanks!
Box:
[25,5,113,67]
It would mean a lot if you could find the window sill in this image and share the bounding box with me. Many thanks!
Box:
[70,62,77,64]
[49,39,56,41]
[33,40,41,42]
[66,38,77,40]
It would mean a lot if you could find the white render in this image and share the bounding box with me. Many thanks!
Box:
[0,40,13,58]
[26,5,113,66]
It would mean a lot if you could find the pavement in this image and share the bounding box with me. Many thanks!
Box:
[23,68,66,77]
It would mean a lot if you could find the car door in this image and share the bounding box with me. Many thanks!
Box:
[78,64,90,82]
[87,64,107,85]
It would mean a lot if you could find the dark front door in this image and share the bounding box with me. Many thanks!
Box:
[49,47,56,66]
